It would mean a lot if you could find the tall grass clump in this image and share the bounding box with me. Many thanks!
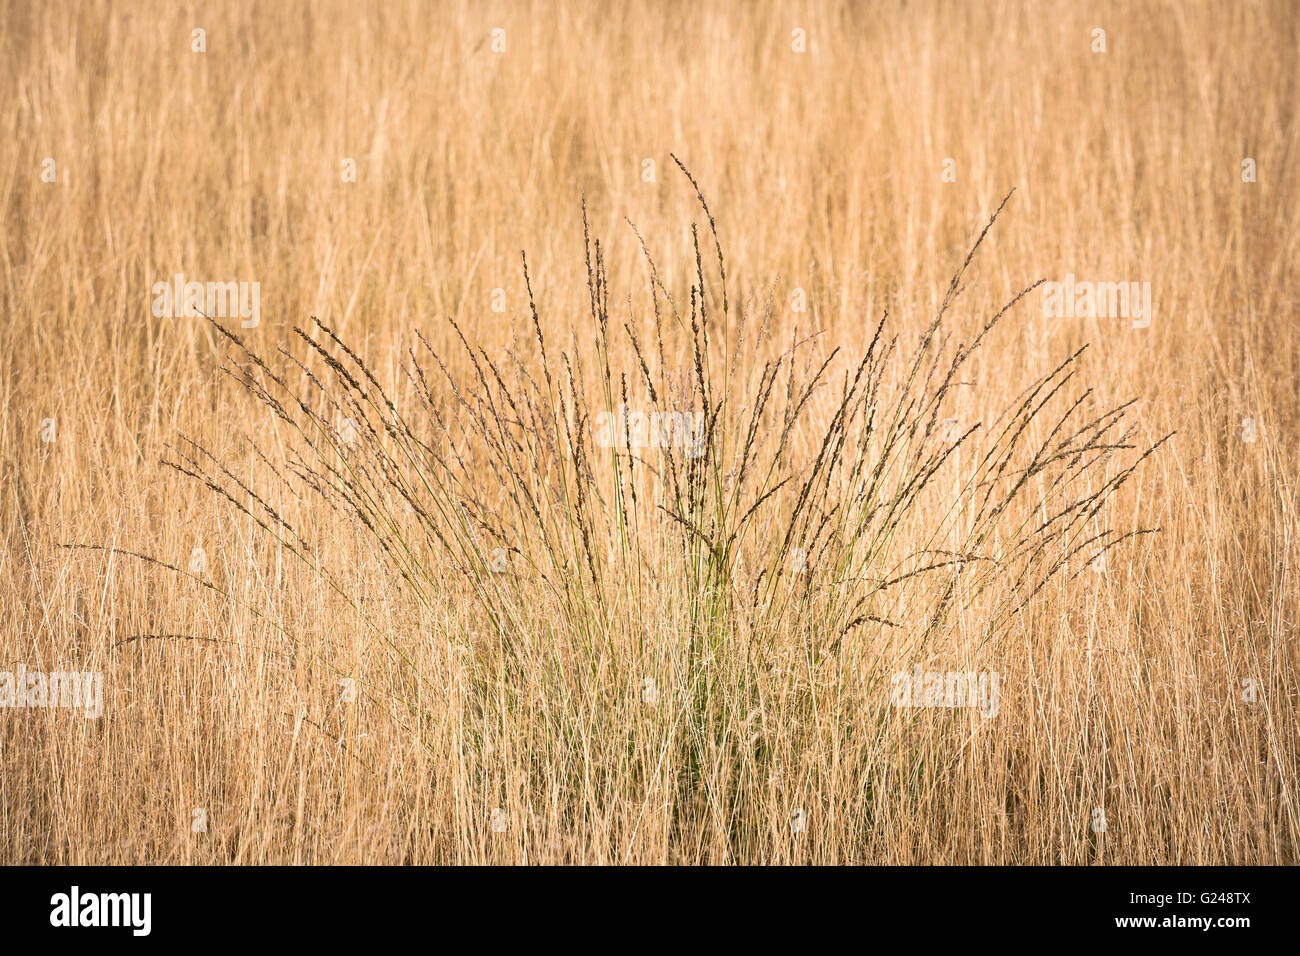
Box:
[147,162,1168,859]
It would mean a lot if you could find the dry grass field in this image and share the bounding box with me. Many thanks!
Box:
[2,0,1297,865]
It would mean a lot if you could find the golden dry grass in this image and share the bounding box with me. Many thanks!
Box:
[2,0,1297,864]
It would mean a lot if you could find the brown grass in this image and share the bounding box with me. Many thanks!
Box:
[2,0,1297,864]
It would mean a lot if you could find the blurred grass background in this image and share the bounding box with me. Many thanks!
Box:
[0,0,1296,863]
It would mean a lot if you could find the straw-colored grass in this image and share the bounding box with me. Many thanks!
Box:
[2,0,1296,864]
